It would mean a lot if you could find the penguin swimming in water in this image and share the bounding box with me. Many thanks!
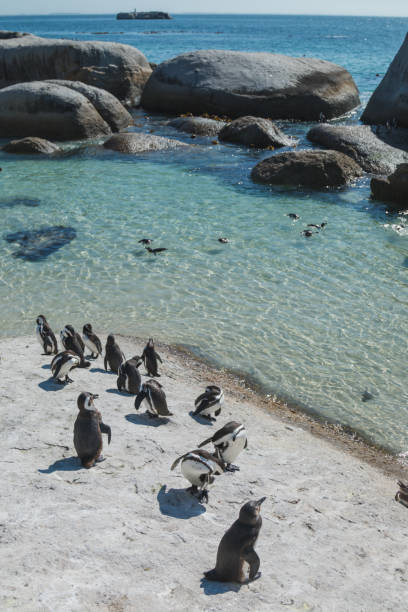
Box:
[60,325,90,368]
[138,238,152,245]
[198,421,247,472]
[135,379,172,418]
[82,323,102,359]
[146,246,167,256]
[193,385,224,421]
[51,350,80,384]
[171,449,225,503]
[73,392,111,468]
[104,334,125,374]
[117,356,143,394]
[141,338,162,377]
[36,314,58,355]
[204,497,266,583]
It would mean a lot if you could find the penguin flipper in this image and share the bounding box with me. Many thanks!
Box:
[104,356,108,371]
[155,351,163,363]
[135,390,146,411]
[170,453,189,471]
[198,435,214,448]
[100,422,111,444]
[243,547,260,581]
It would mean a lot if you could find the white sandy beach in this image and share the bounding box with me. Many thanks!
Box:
[0,334,407,611]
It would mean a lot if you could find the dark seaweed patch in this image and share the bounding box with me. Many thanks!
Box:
[0,197,40,208]
[5,225,76,261]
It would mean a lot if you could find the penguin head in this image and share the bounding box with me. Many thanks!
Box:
[106,334,115,345]
[62,325,75,338]
[77,392,99,412]
[131,355,143,368]
[36,314,46,325]
[147,338,154,347]
[238,497,266,525]
[83,323,92,334]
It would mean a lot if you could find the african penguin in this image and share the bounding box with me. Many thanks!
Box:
[73,392,111,468]
[51,350,80,384]
[135,379,172,418]
[171,449,225,503]
[193,385,224,421]
[117,356,143,394]
[36,314,58,355]
[104,334,125,374]
[141,338,162,377]
[60,325,90,368]
[82,323,103,359]
[198,421,247,471]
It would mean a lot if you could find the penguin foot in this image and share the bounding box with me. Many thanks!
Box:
[147,412,159,419]
[197,489,209,504]
[55,379,66,385]
[96,455,106,463]
[248,571,262,583]
[226,464,240,472]
[204,569,218,581]
[65,376,74,383]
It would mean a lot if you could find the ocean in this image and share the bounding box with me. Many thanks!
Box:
[0,13,407,452]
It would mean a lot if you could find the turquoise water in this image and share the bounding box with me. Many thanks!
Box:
[0,14,408,452]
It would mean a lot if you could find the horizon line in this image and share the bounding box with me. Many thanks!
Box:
[0,12,407,18]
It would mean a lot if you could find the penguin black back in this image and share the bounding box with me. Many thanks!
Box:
[104,334,125,374]
[60,325,90,368]
[36,314,58,355]
[73,392,111,468]
[141,338,162,377]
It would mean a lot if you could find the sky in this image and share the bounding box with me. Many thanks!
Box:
[0,0,407,16]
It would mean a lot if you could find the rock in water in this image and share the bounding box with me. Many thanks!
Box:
[251,150,362,189]
[103,132,188,154]
[141,50,360,120]
[4,226,77,261]
[117,11,171,19]
[0,32,152,106]
[371,163,408,211]
[362,34,408,127]
[219,116,292,148]
[167,116,225,136]
[2,137,61,155]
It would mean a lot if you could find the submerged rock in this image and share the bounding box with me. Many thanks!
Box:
[307,123,408,174]
[251,150,363,189]
[141,49,360,120]
[371,164,408,211]
[0,197,40,208]
[103,132,188,153]
[5,226,77,261]
[0,32,152,106]
[219,116,292,148]
[167,116,225,136]
[2,137,61,155]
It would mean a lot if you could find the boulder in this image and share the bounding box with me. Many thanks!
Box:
[103,132,188,154]
[167,116,225,136]
[371,164,408,211]
[0,32,152,106]
[4,226,76,261]
[362,34,408,127]
[0,31,29,39]
[141,50,360,120]
[219,116,292,148]
[307,124,408,174]
[2,137,61,154]
[251,150,363,189]
[0,81,117,141]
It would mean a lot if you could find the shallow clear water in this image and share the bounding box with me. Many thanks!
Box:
[0,14,408,452]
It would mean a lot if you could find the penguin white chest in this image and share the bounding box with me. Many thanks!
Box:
[83,335,98,355]
[181,455,212,486]
[220,432,247,464]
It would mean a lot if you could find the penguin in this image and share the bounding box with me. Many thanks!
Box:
[82,323,102,359]
[36,314,58,355]
[51,350,80,384]
[73,392,111,468]
[135,379,172,418]
[60,325,90,368]
[141,338,162,377]
[117,356,143,394]
[395,481,408,508]
[307,223,327,229]
[198,421,247,472]
[287,213,299,220]
[146,246,167,255]
[218,237,229,243]
[138,238,152,245]
[204,497,266,583]
[104,334,125,374]
[193,385,224,421]
[171,448,225,503]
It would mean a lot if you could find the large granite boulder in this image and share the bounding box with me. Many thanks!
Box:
[0,81,131,141]
[307,124,408,174]
[167,116,225,136]
[371,164,408,211]
[219,116,292,148]
[103,132,188,154]
[0,32,152,106]
[2,137,61,154]
[141,50,360,120]
[251,150,363,189]
[362,34,408,127]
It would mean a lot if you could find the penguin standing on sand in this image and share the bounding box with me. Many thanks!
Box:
[82,323,102,359]
[171,449,225,503]
[193,385,224,421]
[51,350,80,384]
[141,338,162,377]
[204,497,266,583]
[74,392,111,468]
[135,379,172,418]
[104,334,125,374]
[117,356,143,394]
[36,315,58,355]
[60,325,90,368]
[198,421,247,472]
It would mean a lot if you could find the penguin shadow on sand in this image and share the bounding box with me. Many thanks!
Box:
[157,484,206,519]
[200,577,241,596]
[189,410,214,426]
[41,363,51,369]
[106,388,130,396]
[38,456,81,473]
[90,367,116,375]
[125,413,170,427]
[38,378,66,392]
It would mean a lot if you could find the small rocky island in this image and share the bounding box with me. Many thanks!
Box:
[116,9,171,19]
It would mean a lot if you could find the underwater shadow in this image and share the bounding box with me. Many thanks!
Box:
[189,410,214,426]
[125,413,170,427]
[38,456,81,473]
[38,378,66,392]
[200,577,241,596]
[157,484,206,519]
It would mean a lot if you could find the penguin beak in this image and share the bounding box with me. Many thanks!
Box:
[91,394,99,399]
[256,497,267,506]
